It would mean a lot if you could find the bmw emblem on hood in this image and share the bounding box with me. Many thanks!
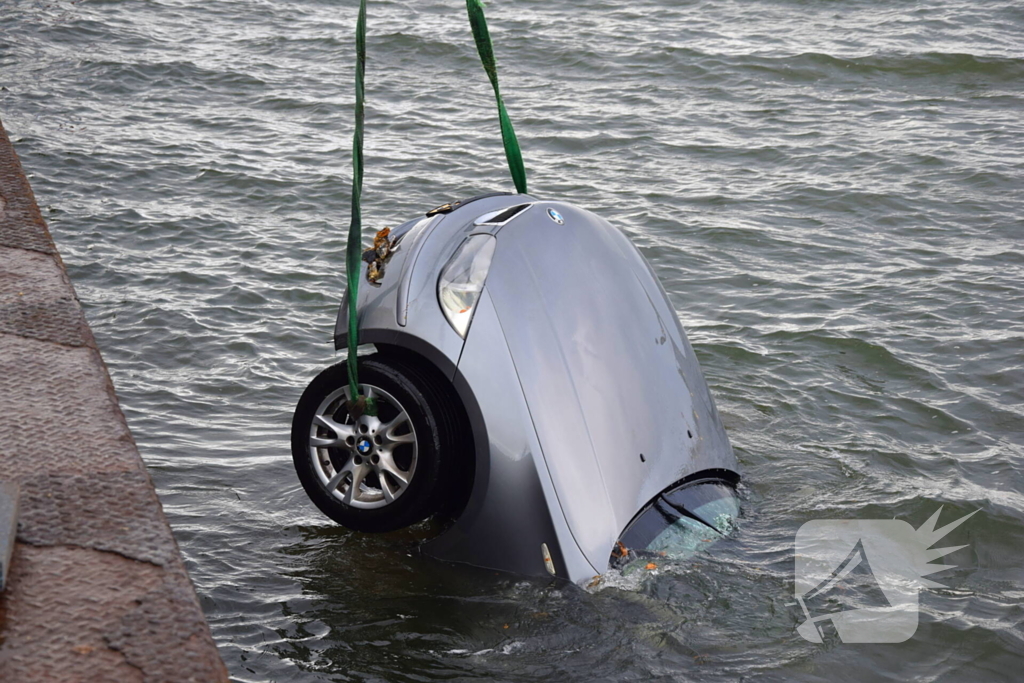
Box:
[547,208,565,225]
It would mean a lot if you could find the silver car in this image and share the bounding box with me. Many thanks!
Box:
[291,192,740,583]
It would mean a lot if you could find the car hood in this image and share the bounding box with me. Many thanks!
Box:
[480,201,736,570]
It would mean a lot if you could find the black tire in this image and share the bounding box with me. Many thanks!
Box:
[291,354,468,533]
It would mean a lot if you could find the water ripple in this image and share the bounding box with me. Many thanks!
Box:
[3,0,1023,680]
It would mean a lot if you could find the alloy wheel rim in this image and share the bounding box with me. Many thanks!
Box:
[308,383,418,509]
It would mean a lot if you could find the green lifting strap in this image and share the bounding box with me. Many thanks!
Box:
[345,0,372,416]
[466,0,529,195]
[343,0,528,415]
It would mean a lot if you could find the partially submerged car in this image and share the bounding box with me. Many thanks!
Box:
[291,192,740,583]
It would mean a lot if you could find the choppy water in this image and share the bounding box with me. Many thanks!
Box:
[3,0,1024,680]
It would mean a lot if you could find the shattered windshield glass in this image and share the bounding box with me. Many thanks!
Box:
[612,480,739,567]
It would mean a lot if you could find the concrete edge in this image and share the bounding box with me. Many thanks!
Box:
[0,117,230,682]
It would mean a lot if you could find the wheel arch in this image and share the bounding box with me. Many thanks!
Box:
[335,329,486,527]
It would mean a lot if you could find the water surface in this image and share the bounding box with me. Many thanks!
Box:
[2,0,1023,680]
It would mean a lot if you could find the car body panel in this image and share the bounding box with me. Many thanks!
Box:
[332,194,738,583]
[336,194,541,380]
[419,290,598,580]
[484,201,735,569]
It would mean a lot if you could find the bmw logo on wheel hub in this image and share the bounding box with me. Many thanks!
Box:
[356,438,372,455]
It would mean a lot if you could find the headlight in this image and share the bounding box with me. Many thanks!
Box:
[437,235,497,338]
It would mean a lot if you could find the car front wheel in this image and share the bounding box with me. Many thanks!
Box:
[291,355,468,532]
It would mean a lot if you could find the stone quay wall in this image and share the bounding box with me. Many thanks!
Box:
[0,117,229,682]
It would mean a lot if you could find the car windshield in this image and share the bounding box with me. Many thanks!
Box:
[613,480,739,566]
